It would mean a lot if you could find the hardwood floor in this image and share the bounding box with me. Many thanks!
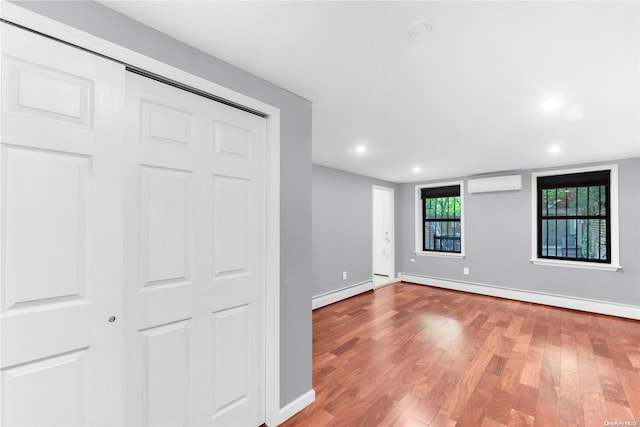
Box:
[281,282,640,427]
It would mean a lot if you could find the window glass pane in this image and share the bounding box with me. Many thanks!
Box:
[538,171,610,263]
[424,222,434,250]
[579,187,586,215]
[445,197,451,219]
[548,189,557,216]
[557,219,567,251]
[425,196,461,220]
[576,219,587,259]
[422,187,462,253]
[557,188,565,215]
[559,220,579,258]
[429,221,460,252]
[585,219,607,260]
[588,186,601,215]
[550,220,556,256]
[541,219,548,256]
[565,187,577,213]
[424,219,461,252]
[453,196,458,218]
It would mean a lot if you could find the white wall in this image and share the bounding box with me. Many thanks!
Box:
[312,165,397,298]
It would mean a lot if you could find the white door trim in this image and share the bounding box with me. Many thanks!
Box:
[0,2,281,425]
[372,185,395,286]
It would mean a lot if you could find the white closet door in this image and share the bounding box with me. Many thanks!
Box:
[123,73,266,426]
[0,24,124,426]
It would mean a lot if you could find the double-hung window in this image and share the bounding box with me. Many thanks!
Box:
[532,165,620,270]
[416,182,464,255]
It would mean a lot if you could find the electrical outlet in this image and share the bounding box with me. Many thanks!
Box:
[463,267,470,275]
[410,258,416,262]
[342,271,347,280]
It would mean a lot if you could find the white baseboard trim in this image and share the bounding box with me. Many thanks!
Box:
[399,273,640,320]
[373,276,400,289]
[312,280,374,310]
[275,389,315,426]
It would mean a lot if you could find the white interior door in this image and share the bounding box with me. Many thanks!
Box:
[123,72,266,426]
[0,24,124,426]
[373,187,393,278]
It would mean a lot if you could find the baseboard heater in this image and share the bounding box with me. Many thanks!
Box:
[312,280,374,310]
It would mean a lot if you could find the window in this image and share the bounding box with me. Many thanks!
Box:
[532,165,620,270]
[416,183,463,255]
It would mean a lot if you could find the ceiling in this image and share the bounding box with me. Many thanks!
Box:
[99,1,640,183]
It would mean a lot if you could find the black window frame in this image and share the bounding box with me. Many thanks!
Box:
[421,185,462,254]
[536,170,611,264]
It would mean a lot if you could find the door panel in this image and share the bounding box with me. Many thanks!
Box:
[140,319,191,427]
[211,305,251,419]
[140,165,192,289]
[124,72,266,427]
[1,23,124,426]
[141,100,193,146]
[2,348,88,427]
[213,175,251,277]
[3,55,92,127]
[214,122,251,159]
[3,146,90,310]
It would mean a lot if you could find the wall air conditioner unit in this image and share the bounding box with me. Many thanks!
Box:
[467,174,522,194]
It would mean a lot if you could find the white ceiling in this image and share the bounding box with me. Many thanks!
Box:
[100,1,640,183]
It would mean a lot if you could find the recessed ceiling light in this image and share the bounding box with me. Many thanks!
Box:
[408,20,432,40]
[356,145,366,154]
[540,96,564,113]
[413,166,421,173]
[548,145,562,154]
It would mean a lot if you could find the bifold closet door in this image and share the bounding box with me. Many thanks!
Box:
[123,72,267,426]
[0,24,125,426]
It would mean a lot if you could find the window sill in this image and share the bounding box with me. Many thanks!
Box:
[530,258,621,272]
[415,251,465,259]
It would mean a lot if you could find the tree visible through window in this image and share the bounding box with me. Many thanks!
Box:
[421,185,461,253]
[537,170,610,263]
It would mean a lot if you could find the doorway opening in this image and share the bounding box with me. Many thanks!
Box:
[372,186,395,288]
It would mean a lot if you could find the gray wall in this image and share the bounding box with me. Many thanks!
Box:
[397,158,640,307]
[12,1,312,407]
[312,165,397,297]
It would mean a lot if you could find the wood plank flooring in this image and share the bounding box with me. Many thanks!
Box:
[280,282,640,427]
